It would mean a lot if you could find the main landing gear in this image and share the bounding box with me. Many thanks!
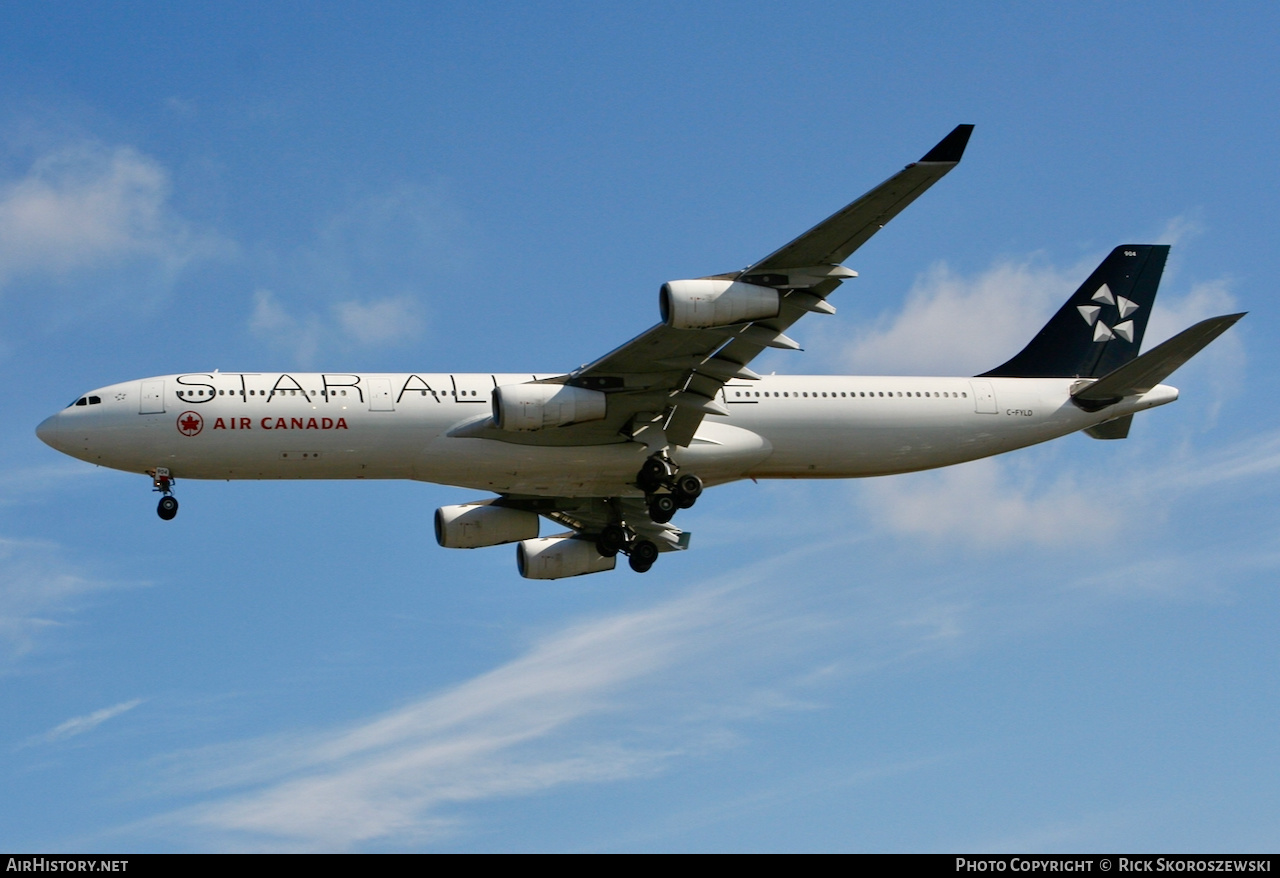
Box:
[635,455,702,524]
[592,454,704,574]
[593,524,661,574]
[151,468,179,521]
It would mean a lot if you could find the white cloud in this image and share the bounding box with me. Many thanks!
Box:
[841,257,1078,376]
[1145,278,1239,347]
[33,698,144,746]
[0,142,225,291]
[245,185,457,363]
[249,289,424,366]
[335,296,424,346]
[249,289,323,366]
[1160,427,1280,491]
[1153,213,1205,248]
[858,456,1115,549]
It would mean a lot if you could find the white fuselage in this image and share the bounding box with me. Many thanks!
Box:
[37,371,1178,497]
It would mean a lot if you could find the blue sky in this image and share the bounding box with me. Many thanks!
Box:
[3,2,1278,852]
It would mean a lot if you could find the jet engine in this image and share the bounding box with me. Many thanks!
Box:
[435,503,540,548]
[492,383,607,432]
[516,536,616,579]
[659,279,779,330]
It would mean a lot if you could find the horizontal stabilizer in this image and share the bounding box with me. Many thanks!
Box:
[1072,313,1245,410]
[1084,415,1133,440]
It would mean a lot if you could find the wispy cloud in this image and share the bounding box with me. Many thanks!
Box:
[0,141,226,293]
[858,456,1116,549]
[250,290,425,366]
[245,184,464,365]
[0,462,107,505]
[29,699,144,746]
[0,537,119,667]
[335,297,424,346]
[248,289,324,366]
[151,587,741,849]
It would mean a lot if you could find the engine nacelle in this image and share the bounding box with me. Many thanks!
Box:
[492,383,607,432]
[516,536,616,579]
[435,503,540,548]
[660,279,780,330]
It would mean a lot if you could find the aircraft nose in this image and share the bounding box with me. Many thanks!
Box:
[35,414,61,449]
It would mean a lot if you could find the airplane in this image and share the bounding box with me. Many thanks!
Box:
[35,125,1243,579]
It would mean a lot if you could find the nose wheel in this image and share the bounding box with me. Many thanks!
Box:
[157,495,179,520]
[151,467,179,520]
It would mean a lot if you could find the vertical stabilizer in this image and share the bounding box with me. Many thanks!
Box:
[980,245,1169,378]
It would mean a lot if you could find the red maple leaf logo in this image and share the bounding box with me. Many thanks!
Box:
[177,411,203,436]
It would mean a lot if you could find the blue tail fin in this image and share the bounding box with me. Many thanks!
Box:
[980,245,1170,378]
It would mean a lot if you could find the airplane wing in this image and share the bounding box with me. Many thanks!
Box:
[452,124,973,449]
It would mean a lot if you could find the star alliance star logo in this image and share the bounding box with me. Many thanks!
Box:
[1078,283,1139,343]
[177,411,204,436]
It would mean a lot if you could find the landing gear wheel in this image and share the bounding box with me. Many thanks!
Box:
[637,456,673,493]
[674,473,702,501]
[648,493,677,524]
[596,524,628,558]
[157,495,179,521]
[629,539,659,573]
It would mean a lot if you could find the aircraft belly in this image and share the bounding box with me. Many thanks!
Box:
[670,422,772,486]
[416,436,653,496]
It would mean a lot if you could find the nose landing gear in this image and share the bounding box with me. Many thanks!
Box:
[151,468,179,520]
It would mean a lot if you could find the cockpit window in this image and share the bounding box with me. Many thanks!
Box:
[70,395,103,408]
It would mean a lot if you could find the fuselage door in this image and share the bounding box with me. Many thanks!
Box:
[369,378,395,412]
[140,379,165,414]
[969,380,998,414]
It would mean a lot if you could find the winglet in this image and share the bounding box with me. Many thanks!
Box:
[919,124,975,163]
